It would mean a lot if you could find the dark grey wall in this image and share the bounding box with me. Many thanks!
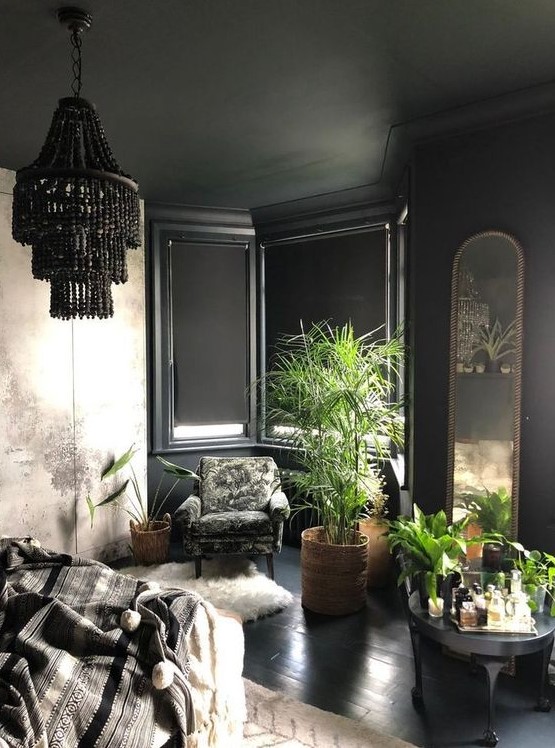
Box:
[410,110,555,552]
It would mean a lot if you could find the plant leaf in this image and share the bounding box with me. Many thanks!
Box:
[96,480,129,506]
[101,445,137,480]
[156,456,198,479]
[86,494,96,528]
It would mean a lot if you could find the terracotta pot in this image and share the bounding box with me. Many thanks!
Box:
[358,517,391,588]
[129,513,171,565]
[465,521,483,561]
[301,526,369,615]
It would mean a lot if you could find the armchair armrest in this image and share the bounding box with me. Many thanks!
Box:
[268,491,290,521]
[174,495,201,529]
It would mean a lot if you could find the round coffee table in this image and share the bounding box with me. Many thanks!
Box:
[408,592,555,746]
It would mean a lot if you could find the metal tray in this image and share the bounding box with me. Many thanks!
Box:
[451,616,537,636]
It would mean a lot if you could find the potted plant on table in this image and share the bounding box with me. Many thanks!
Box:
[263,321,404,615]
[386,504,470,614]
[511,547,555,615]
[87,445,197,565]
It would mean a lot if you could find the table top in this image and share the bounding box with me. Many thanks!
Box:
[408,592,555,657]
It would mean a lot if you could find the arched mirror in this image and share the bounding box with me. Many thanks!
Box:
[446,231,524,547]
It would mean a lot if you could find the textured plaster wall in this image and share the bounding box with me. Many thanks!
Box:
[0,167,147,561]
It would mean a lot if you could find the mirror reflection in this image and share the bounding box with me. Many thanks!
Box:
[447,231,524,549]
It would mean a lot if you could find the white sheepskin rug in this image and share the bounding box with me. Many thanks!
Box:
[118,556,293,622]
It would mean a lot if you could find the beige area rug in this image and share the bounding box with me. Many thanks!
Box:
[242,679,417,748]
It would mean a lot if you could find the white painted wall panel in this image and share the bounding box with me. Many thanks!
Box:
[0,167,147,561]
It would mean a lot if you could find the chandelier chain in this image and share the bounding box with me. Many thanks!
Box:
[70,28,83,97]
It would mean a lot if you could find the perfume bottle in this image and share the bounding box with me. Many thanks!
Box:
[459,601,478,627]
[454,586,469,622]
[484,584,495,610]
[514,592,532,629]
[474,588,487,626]
[510,569,522,595]
[488,589,505,629]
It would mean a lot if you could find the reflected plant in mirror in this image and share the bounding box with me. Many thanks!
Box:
[472,318,516,373]
[456,486,512,536]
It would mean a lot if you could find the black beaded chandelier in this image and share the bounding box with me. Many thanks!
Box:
[12,7,140,320]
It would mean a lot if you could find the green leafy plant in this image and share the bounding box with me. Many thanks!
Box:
[86,445,197,531]
[511,547,555,614]
[472,318,516,365]
[386,504,470,603]
[458,486,512,536]
[263,321,404,545]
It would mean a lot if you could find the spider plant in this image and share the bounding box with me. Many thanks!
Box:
[86,445,197,531]
[473,318,516,366]
[263,321,404,546]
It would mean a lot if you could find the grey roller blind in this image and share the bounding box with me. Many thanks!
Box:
[264,228,387,364]
[170,241,248,425]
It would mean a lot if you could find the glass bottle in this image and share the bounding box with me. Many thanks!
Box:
[488,589,505,629]
[484,584,495,610]
[518,592,532,629]
[454,586,469,622]
[474,589,487,626]
[459,601,478,627]
[510,569,522,595]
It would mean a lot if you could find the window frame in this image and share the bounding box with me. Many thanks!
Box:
[150,211,257,453]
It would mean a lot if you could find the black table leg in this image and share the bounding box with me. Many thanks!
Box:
[409,624,424,704]
[535,638,553,712]
[475,655,507,747]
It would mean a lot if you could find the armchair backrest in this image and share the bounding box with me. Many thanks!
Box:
[197,456,280,514]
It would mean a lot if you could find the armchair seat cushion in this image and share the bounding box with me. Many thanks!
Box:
[198,510,272,536]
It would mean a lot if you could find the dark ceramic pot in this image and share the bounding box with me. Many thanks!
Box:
[482,542,504,571]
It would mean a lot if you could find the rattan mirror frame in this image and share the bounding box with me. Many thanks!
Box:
[446,230,524,538]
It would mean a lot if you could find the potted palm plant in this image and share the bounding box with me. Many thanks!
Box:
[263,321,404,615]
[87,445,197,565]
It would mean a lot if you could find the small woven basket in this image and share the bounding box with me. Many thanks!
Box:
[129,513,171,565]
[301,526,369,615]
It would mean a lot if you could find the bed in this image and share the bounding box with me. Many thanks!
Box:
[0,538,245,748]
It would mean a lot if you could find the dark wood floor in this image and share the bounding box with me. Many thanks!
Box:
[243,545,555,748]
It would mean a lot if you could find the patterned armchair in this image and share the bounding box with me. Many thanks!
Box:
[174,456,290,579]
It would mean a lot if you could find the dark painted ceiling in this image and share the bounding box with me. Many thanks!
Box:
[2,1,555,212]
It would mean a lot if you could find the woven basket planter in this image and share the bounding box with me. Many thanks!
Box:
[301,526,369,615]
[358,518,391,588]
[129,513,171,566]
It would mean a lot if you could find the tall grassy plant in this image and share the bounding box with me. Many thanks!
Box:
[264,321,404,545]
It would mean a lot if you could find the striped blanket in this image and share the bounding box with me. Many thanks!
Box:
[0,538,202,748]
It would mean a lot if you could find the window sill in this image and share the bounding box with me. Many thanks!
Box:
[152,435,257,455]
